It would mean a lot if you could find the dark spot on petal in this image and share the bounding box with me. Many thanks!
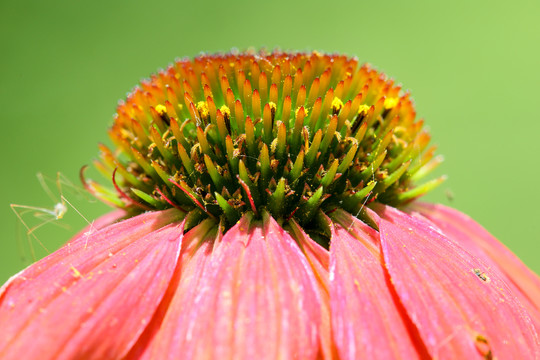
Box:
[473,268,491,283]
[475,334,493,360]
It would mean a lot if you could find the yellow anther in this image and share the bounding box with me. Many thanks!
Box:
[358,104,370,116]
[155,104,167,116]
[331,97,343,113]
[393,126,408,135]
[268,102,277,112]
[220,105,231,117]
[384,97,399,109]
[196,101,209,119]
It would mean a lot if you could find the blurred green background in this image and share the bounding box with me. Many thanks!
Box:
[1,0,539,283]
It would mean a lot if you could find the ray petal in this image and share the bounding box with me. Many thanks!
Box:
[70,209,128,242]
[375,204,540,359]
[330,209,429,360]
[412,202,540,312]
[0,209,185,360]
[138,212,324,360]
[287,218,334,359]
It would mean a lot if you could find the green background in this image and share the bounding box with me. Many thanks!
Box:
[1,0,539,283]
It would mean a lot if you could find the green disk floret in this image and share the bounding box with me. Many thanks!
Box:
[86,50,445,235]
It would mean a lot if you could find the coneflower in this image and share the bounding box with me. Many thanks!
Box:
[1,50,539,360]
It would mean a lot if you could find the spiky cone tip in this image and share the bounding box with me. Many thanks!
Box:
[85,50,445,244]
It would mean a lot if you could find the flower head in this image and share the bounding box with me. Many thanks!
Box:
[1,50,539,359]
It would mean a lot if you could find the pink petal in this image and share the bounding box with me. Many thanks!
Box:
[330,209,429,359]
[375,204,540,359]
[125,219,219,359]
[70,209,128,242]
[0,209,184,360]
[287,219,334,358]
[412,202,540,312]
[409,203,540,333]
[288,219,330,288]
[134,213,324,360]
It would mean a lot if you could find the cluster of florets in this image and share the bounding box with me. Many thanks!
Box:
[84,50,443,237]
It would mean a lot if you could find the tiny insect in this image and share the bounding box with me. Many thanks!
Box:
[10,172,93,260]
[473,268,490,282]
[474,334,493,360]
[445,188,455,202]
